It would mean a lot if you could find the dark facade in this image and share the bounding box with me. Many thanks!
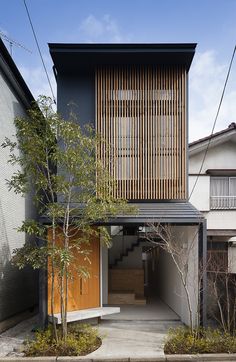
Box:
[50,43,196,202]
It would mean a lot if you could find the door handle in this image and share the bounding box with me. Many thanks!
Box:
[80,278,83,295]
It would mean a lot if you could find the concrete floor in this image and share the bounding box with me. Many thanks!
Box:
[88,319,182,359]
[87,299,182,359]
[102,299,180,321]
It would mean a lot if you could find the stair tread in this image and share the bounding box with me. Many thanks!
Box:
[109,290,134,294]
[135,297,146,300]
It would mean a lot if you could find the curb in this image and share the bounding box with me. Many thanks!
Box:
[1,354,236,362]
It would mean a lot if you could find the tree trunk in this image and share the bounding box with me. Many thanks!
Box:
[51,221,58,341]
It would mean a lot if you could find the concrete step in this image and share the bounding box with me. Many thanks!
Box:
[48,306,120,324]
[108,292,147,305]
[135,296,147,305]
[108,291,136,305]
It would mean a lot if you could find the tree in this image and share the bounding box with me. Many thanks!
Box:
[207,250,236,334]
[2,96,131,342]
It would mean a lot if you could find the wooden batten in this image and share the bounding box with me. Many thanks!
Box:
[95,65,187,200]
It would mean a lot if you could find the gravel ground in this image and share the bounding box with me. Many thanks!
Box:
[0,315,38,357]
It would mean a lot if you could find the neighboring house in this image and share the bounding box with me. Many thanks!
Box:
[189,123,236,272]
[0,38,38,331]
[45,43,207,327]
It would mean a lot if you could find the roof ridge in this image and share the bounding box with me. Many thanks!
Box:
[189,123,236,147]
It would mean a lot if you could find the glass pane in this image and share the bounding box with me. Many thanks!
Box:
[210,177,229,209]
[229,177,236,208]
[229,178,236,196]
[210,177,229,196]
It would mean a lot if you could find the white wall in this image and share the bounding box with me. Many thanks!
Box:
[204,211,236,230]
[189,140,236,231]
[228,244,236,274]
[0,70,37,322]
[189,175,210,211]
[158,225,199,327]
[189,141,236,174]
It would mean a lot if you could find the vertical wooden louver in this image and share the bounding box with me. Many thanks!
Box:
[96,66,187,200]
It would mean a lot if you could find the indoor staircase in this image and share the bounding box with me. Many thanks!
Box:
[108,237,147,305]
[109,237,145,269]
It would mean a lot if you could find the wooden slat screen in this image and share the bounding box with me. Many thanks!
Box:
[96,66,187,200]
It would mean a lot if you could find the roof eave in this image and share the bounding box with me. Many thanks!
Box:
[189,126,236,155]
[49,43,196,73]
[49,43,197,51]
[0,38,35,107]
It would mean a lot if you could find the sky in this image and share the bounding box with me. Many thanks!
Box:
[1,0,236,141]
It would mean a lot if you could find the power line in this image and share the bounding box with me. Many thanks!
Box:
[189,45,236,200]
[22,0,56,104]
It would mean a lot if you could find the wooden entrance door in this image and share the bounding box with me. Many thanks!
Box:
[48,229,100,314]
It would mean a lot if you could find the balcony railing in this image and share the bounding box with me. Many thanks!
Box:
[210,196,236,209]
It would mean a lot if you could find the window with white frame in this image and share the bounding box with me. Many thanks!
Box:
[210,177,236,209]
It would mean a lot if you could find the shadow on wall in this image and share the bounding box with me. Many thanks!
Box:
[0,199,38,323]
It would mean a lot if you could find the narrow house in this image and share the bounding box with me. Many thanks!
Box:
[47,43,207,327]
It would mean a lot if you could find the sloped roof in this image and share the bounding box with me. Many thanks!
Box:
[0,38,34,107]
[189,123,236,147]
[189,123,236,154]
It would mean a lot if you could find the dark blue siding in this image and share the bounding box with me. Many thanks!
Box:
[57,70,95,128]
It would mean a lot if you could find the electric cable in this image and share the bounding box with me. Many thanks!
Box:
[189,45,236,200]
[22,0,56,104]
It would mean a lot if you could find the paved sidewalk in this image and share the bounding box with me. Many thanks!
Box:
[1,318,236,361]
[0,316,181,358]
[87,320,182,359]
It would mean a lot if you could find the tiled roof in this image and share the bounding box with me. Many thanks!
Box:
[189,123,236,147]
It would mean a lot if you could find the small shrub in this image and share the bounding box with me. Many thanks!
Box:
[164,327,236,354]
[24,323,101,357]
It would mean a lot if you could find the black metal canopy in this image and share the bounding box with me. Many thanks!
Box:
[100,202,203,225]
[49,43,197,73]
